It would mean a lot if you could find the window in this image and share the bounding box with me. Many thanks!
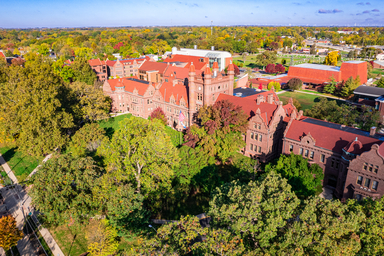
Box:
[356,194,362,201]
[365,178,371,188]
[299,148,303,155]
[255,134,258,141]
[251,132,254,139]
[363,163,368,171]
[259,135,262,142]
[374,166,379,174]
[331,160,335,168]
[258,146,261,153]
[335,162,339,169]
[250,144,254,151]
[320,154,325,163]
[258,124,261,129]
[310,151,314,159]
[357,176,363,185]
[304,149,309,157]
[289,144,293,152]
[372,181,378,190]
[369,164,373,172]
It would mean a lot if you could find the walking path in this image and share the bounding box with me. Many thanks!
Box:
[0,153,64,256]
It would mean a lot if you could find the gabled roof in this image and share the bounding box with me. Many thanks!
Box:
[216,93,279,125]
[285,117,383,154]
[108,77,152,96]
[139,61,168,73]
[158,81,188,107]
[164,65,202,79]
[89,59,103,66]
[163,54,208,70]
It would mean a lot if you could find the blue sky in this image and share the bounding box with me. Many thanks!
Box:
[0,0,383,28]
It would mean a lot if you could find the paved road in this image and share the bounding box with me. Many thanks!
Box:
[0,154,64,256]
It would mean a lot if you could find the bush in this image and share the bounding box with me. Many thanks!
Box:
[287,78,303,91]
[265,63,276,74]
[267,81,281,92]
[275,64,285,73]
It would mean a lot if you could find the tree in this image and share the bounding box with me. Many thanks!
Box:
[71,57,97,85]
[0,215,23,251]
[67,81,111,123]
[150,107,167,126]
[292,98,302,111]
[256,51,277,67]
[282,59,287,65]
[0,55,74,156]
[265,153,324,198]
[377,77,384,88]
[267,81,281,92]
[287,77,302,91]
[265,63,275,74]
[277,197,364,255]
[208,172,300,252]
[12,48,20,56]
[38,43,50,56]
[184,100,248,163]
[310,43,316,55]
[98,118,180,195]
[30,154,101,225]
[340,76,360,98]
[275,63,285,73]
[68,123,107,157]
[324,51,339,66]
[323,76,338,94]
[86,219,119,256]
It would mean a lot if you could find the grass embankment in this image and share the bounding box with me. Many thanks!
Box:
[0,145,43,182]
[278,91,345,110]
[50,220,137,255]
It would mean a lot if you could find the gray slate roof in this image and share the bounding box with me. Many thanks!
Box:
[354,85,384,97]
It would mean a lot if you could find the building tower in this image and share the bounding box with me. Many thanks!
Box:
[203,64,212,106]
[188,62,196,126]
[227,60,235,96]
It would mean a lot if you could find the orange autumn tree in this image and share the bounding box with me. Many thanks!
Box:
[0,215,23,250]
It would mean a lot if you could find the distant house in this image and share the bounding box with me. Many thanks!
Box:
[373,60,384,70]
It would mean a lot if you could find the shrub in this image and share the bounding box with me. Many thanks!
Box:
[275,64,285,73]
[287,78,303,91]
[265,63,276,74]
[267,81,281,92]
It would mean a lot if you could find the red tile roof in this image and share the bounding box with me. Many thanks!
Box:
[285,118,382,154]
[163,55,208,70]
[108,78,152,96]
[139,61,168,73]
[164,65,202,79]
[88,59,103,66]
[159,81,189,107]
[244,90,279,102]
[0,51,5,58]
[216,93,279,125]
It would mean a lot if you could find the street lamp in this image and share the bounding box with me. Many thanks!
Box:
[149,224,156,232]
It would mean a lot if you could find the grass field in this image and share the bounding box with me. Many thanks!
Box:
[372,68,384,75]
[278,91,345,110]
[0,145,43,182]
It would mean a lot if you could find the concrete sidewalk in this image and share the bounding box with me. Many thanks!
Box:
[0,154,64,256]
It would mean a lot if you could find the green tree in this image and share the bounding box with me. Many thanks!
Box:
[340,76,360,98]
[377,77,384,88]
[323,76,338,94]
[67,81,111,123]
[86,219,119,256]
[98,118,180,194]
[68,123,107,157]
[267,81,281,91]
[277,197,364,255]
[38,43,50,56]
[310,43,316,55]
[287,77,302,91]
[256,50,277,67]
[0,215,23,251]
[265,153,324,197]
[30,154,101,225]
[184,100,248,164]
[208,172,300,252]
[0,55,74,156]
[71,57,97,85]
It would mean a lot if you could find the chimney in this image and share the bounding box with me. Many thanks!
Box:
[256,95,261,105]
[370,127,377,136]
[267,93,273,104]
[173,79,178,86]
[297,110,303,120]
[194,45,197,50]
[211,46,215,51]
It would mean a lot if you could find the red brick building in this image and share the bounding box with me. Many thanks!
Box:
[103,61,235,128]
[282,116,384,201]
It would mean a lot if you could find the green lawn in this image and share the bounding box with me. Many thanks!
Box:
[50,224,88,256]
[300,89,342,99]
[278,91,345,110]
[98,113,133,138]
[372,68,384,75]
[0,145,43,182]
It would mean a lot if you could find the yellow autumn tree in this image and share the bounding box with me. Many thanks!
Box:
[0,215,23,251]
[86,219,119,256]
[324,51,339,66]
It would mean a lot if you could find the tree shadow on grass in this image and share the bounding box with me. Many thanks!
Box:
[1,147,16,163]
